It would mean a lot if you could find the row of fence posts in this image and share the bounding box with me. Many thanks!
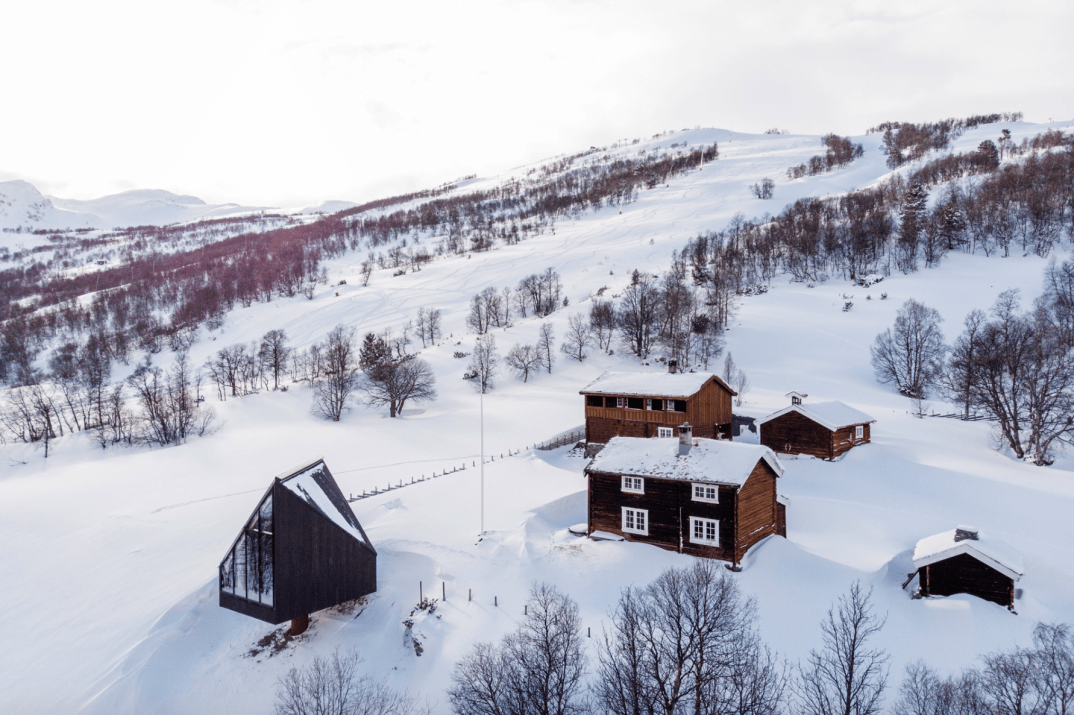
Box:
[348,430,585,502]
[417,580,590,637]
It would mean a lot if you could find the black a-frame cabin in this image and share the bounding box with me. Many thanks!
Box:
[219,458,377,633]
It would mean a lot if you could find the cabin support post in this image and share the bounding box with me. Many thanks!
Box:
[290,614,310,636]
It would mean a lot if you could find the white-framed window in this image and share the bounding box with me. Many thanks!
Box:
[657,427,674,438]
[622,476,644,494]
[855,425,864,440]
[616,397,624,408]
[690,517,719,545]
[645,398,652,410]
[622,507,648,535]
[692,483,718,503]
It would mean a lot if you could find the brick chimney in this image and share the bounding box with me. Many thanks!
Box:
[668,359,678,374]
[678,422,692,456]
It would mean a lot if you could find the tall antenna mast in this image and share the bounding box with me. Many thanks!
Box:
[480,387,485,536]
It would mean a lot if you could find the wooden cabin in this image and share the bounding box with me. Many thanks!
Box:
[908,526,1023,609]
[219,458,377,635]
[580,368,736,452]
[759,392,875,460]
[584,423,784,565]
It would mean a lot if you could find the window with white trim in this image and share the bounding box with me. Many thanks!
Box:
[855,425,864,440]
[690,517,719,545]
[622,507,648,535]
[657,427,674,438]
[622,476,644,494]
[692,483,718,503]
[616,397,624,408]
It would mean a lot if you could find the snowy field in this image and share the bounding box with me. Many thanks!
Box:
[1,121,1072,714]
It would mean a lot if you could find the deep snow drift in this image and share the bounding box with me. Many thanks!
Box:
[0,120,1072,714]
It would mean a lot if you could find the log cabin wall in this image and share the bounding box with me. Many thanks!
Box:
[688,378,735,438]
[926,553,1014,607]
[776,502,787,537]
[587,471,735,561]
[733,461,779,561]
[832,423,870,458]
[585,413,713,444]
[760,411,835,459]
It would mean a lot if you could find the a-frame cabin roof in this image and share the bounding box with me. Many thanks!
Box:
[276,458,376,554]
[579,371,737,398]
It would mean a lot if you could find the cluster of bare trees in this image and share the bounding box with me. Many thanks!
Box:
[611,265,726,369]
[871,260,1074,465]
[891,622,1074,715]
[786,134,865,180]
[356,331,437,418]
[467,269,564,335]
[274,649,427,715]
[505,324,556,383]
[870,112,1024,168]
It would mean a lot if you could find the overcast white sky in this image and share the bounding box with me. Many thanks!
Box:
[2,0,1072,207]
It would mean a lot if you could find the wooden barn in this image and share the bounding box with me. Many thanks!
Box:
[759,392,875,460]
[584,423,785,565]
[580,368,736,452]
[219,458,377,634]
[908,526,1023,609]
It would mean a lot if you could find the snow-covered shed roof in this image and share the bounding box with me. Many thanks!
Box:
[912,527,1023,581]
[587,436,782,486]
[759,401,875,431]
[580,371,735,398]
[278,458,375,552]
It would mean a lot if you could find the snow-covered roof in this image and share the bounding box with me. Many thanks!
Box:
[278,459,376,553]
[912,528,1023,581]
[580,371,735,398]
[759,401,875,431]
[587,436,782,486]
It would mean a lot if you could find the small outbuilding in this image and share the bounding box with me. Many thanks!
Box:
[908,526,1023,609]
[584,423,784,565]
[219,458,377,634]
[759,392,875,459]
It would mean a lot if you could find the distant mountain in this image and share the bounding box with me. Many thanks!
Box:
[0,180,279,233]
[47,188,276,229]
[0,180,100,231]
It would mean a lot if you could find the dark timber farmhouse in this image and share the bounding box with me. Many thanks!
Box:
[219,458,377,635]
[580,369,736,450]
[759,392,875,460]
[909,526,1023,609]
[584,423,784,565]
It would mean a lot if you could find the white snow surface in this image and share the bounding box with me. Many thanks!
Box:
[588,435,783,485]
[913,529,1025,581]
[1,119,1073,714]
[760,401,876,430]
[580,370,726,397]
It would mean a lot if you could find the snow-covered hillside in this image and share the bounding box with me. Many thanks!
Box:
[1,120,1072,714]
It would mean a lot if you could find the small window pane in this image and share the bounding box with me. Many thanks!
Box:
[627,397,644,410]
[587,395,603,407]
[674,400,687,412]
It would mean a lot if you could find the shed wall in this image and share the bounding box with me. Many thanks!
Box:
[926,553,1014,607]
[760,411,835,459]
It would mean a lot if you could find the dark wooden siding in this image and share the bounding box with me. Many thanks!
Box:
[925,553,1014,607]
[776,501,786,537]
[269,482,377,624]
[832,423,870,458]
[583,376,734,444]
[587,471,741,561]
[760,411,835,459]
[733,461,779,561]
[686,378,734,438]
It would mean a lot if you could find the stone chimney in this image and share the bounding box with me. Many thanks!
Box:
[678,422,692,456]
[668,359,678,375]
[954,526,979,542]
